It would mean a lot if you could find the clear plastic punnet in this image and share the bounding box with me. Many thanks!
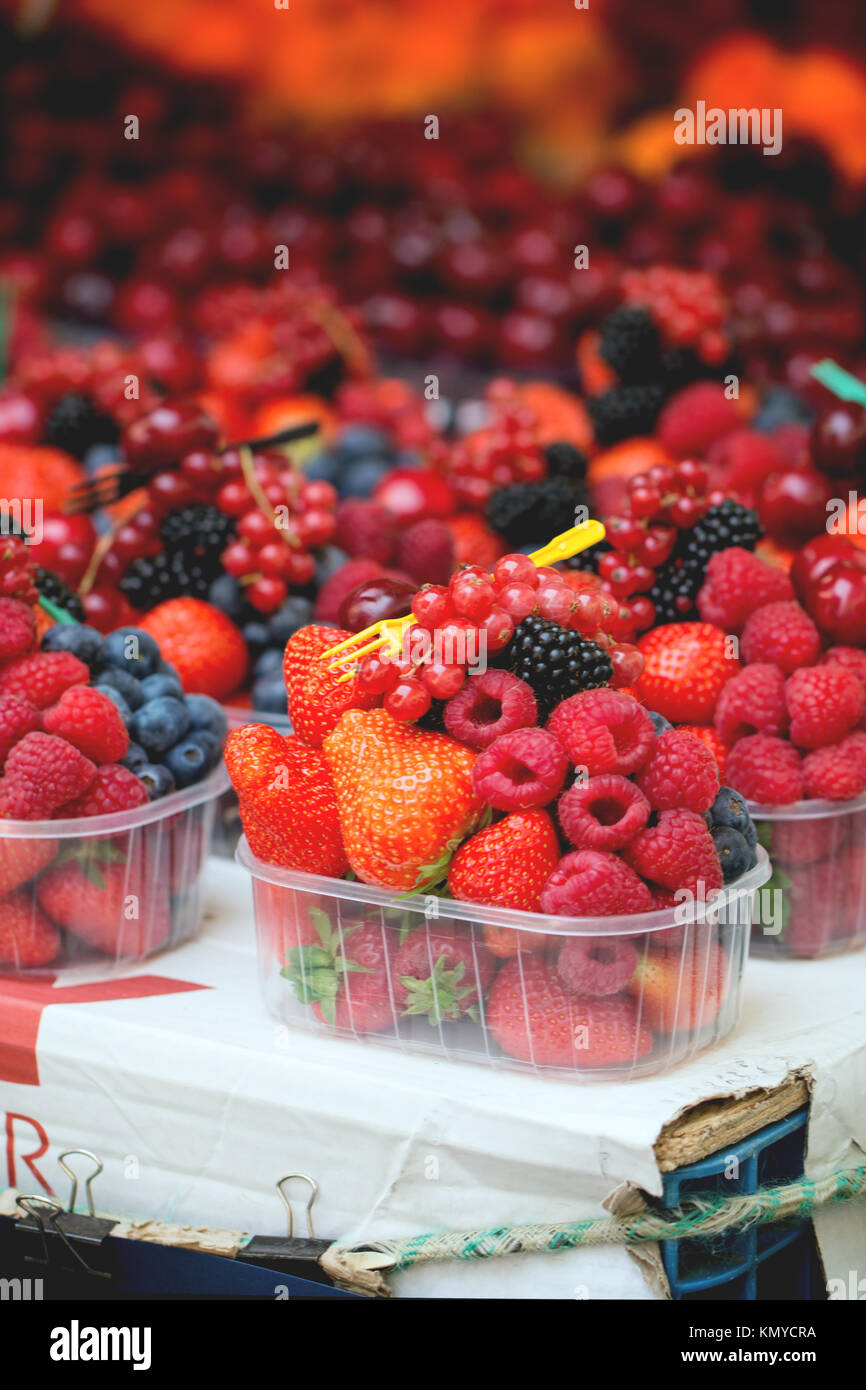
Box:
[748,791,866,959]
[0,764,229,976]
[238,836,771,1083]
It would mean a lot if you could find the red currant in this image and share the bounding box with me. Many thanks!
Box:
[479,607,514,654]
[497,583,538,621]
[411,585,452,630]
[421,662,466,700]
[223,541,255,578]
[358,653,398,694]
[450,573,496,622]
[239,509,277,545]
[384,679,431,722]
[493,553,538,589]
[216,480,251,517]
[246,576,288,613]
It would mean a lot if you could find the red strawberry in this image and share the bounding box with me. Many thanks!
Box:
[636,622,740,725]
[0,889,61,967]
[282,915,394,1033]
[628,938,729,1032]
[139,597,249,700]
[37,846,171,958]
[392,923,496,1024]
[284,625,379,748]
[0,836,59,895]
[447,808,560,914]
[225,724,348,877]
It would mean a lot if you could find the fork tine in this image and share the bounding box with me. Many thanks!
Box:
[321,626,386,660]
[326,635,388,668]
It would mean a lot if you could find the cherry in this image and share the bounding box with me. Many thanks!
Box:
[808,560,866,645]
[123,400,220,471]
[791,533,860,599]
[148,471,194,513]
[610,643,645,688]
[82,588,119,632]
[373,468,455,524]
[0,389,41,443]
[338,578,416,633]
[810,402,866,477]
[758,468,835,546]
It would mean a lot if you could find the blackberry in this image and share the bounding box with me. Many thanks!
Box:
[648,500,763,623]
[543,441,588,481]
[34,567,85,622]
[120,550,215,608]
[588,383,666,447]
[44,392,119,459]
[160,504,235,559]
[564,538,611,574]
[417,697,448,733]
[506,616,613,719]
[597,306,662,383]
[485,476,588,548]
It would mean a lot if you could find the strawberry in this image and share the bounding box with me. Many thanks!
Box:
[628,937,729,1033]
[0,837,59,895]
[225,724,348,876]
[486,955,653,1068]
[636,622,740,725]
[446,513,505,569]
[0,443,84,513]
[323,708,482,891]
[283,625,379,748]
[447,808,562,957]
[392,924,496,1024]
[138,597,249,700]
[37,844,171,957]
[281,913,393,1033]
[0,889,61,967]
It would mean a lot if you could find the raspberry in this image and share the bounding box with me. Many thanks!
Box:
[785,665,864,750]
[314,558,387,624]
[769,815,848,867]
[740,601,820,674]
[0,731,96,819]
[60,763,150,817]
[558,774,650,850]
[0,693,40,768]
[335,500,397,565]
[725,734,803,805]
[623,808,723,895]
[705,430,785,499]
[444,669,537,750]
[396,519,454,586]
[636,729,720,813]
[677,725,730,779]
[556,934,638,995]
[697,547,794,633]
[802,742,866,801]
[656,382,740,457]
[42,685,130,763]
[547,689,656,776]
[472,727,568,811]
[541,849,653,916]
[0,597,36,664]
[714,664,788,743]
[822,646,866,691]
[0,650,89,710]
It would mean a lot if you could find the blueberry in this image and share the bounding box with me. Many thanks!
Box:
[140,673,184,702]
[648,710,673,735]
[335,424,392,459]
[131,696,191,755]
[41,623,105,668]
[711,826,755,883]
[254,647,284,678]
[242,621,271,661]
[187,729,222,769]
[314,546,348,587]
[753,387,814,433]
[104,627,160,678]
[709,786,756,845]
[93,684,133,728]
[156,660,181,680]
[96,667,143,711]
[185,694,227,741]
[209,573,244,620]
[303,452,342,485]
[252,672,289,714]
[268,596,313,645]
[122,741,149,773]
[339,458,389,498]
[137,763,176,801]
[83,443,118,474]
[164,736,210,787]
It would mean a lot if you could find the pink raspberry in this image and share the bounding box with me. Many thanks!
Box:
[334,500,397,565]
[558,774,650,851]
[59,764,150,818]
[706,431,785,499]
[714,664,789,743]
[396,519,454,586]
[0,650,89,710]
[540,850,653,917]
[635,729,720,814]
[0,731,96,819]
[740,602,820,674]
[0,693,40,768]
[556,934,638,995]
[444,669,537,750]
[623,808,724,895]
[656,382,740,456]
[769,816,848,867]
[725,734,803,805]
[0,597,36,664]
[802,741,866,801]
[42,685,130,763]
[547,688,656,776]
[822,645,866,691]
[785,665,864,750]
[472,727,567,810]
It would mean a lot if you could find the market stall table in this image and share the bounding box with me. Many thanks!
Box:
[1,858,863,1299]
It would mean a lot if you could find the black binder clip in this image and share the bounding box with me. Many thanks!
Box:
[15,1149,115,1280]
[239,1174,336,1286]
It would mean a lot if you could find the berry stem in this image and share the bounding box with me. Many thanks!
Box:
[809,359,866,406]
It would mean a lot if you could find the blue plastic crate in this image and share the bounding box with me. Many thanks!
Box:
[661,1108,824,1300]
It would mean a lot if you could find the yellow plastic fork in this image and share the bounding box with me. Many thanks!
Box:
[322,518,606,681]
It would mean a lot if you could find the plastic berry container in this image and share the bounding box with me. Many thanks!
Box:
[0,764,230,976]
[748,792,866,959]
[238,837,771,1083]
